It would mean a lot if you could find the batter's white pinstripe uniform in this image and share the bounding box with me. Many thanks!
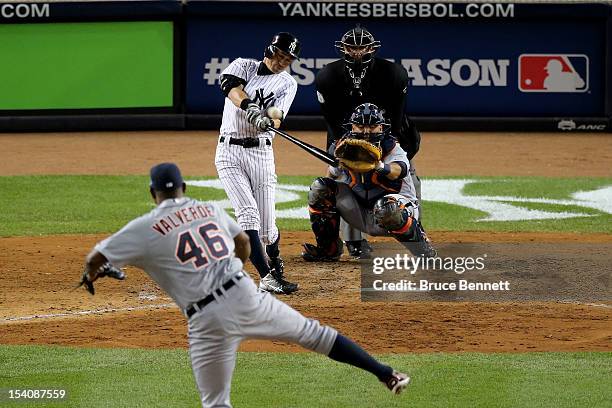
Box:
[215,58,297,245]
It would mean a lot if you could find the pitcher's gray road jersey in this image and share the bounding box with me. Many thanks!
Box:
[95,197,243,310]
[95,195,339,407]
[219,58,297,139]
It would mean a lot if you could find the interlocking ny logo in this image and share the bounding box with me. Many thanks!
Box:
[289,40,297,54]
[253,89,275,109]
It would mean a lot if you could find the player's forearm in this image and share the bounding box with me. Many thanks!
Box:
[83,250,108,281]
[386,162,403,180]
[376,162,403,180]
[233,232,251,263]
[227,86,250,109]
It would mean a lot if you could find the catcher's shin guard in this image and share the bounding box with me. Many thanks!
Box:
[302,178,343,261]
[373,195,436,258]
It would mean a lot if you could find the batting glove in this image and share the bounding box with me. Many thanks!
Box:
[254,116,272,131]
[245,103,262,125]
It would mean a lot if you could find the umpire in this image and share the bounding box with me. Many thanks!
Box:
[315,25,422,258]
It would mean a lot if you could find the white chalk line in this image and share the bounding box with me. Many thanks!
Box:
[2,300,608,324]
[358,291,612,309]
[559,301,612,309]
[1,303,178,323]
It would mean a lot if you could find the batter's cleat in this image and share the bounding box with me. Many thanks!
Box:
[268,257,298,294]
[383,371,411,395]
[259,272,298,295]
[268,256,285,276]
[345,239,373,259]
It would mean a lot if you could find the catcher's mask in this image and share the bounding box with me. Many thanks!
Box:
[345,103,389,144]
[264,32,301,60]
[335,26,381,95]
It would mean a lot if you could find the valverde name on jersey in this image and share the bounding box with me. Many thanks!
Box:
[152,204,218,236]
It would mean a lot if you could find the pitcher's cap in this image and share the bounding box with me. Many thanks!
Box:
[150,162,183,191]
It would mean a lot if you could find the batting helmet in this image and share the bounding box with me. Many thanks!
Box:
[264,32,301,59]
[346,103,390,143]
[334,26,381,66]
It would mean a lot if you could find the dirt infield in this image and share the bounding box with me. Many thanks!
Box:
[0,131,610,353]
[2,131,611,177]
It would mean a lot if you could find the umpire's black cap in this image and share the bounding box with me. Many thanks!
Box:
[150,162,184,191]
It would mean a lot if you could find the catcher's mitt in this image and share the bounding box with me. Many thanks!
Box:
[77,263,125,295]
[334,138,382,173]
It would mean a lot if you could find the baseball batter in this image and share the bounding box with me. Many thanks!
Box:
[215,32,299,294]
[302,104,436,261]
[79,163,411,407]
[315,26,423,259]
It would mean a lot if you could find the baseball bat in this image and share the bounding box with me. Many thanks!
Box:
[560,55,586,88]
[267,127,338,166]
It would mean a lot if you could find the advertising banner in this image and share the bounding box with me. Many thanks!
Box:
[0,21,174,110]
[0,1,181,22]
[185,1,608,118]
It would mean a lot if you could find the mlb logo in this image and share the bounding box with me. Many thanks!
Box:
[518,54,589,93]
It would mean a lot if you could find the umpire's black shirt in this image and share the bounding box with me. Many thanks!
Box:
[315,58,416,155]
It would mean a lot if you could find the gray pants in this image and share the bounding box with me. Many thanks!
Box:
[340,165,421,240]
[336,184,420,237]
[188,274,337,407]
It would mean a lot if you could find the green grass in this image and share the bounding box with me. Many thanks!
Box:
[0,176,155,236]
[425,200,610,234]
[0,345,610,407]
[0,175,610,236]
[461,177,610,199]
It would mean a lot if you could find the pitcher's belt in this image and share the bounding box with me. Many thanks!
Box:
[185,272,245,318]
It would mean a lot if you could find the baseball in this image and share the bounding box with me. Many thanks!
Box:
[266,106,283,120]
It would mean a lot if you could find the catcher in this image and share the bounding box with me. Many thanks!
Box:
[316,25,422,259]
[302,103,436,261]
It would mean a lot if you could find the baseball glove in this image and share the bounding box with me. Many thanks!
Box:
[334,138,382,173]
[78,262,125,295]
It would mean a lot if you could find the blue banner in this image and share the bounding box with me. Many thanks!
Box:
[187,1,610,20]
[185,15,606,117]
